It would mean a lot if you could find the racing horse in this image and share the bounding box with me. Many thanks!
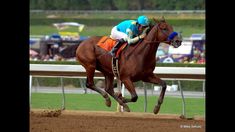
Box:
[75,17,182,114]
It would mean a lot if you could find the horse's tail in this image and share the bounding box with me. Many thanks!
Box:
[59,44,80,58]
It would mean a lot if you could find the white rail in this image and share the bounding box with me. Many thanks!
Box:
[30,64,205,79]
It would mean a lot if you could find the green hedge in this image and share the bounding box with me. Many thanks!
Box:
[30,0,205,10]
[30,18,205,27]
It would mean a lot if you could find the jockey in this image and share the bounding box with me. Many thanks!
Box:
[110,15,150,58]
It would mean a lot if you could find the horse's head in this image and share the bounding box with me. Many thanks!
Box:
[151,16,182,48]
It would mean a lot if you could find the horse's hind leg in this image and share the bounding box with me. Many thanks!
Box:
[85,66,111,107]
[143,74,167,114]
[104,75,130,112]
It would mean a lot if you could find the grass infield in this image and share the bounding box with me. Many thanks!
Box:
[31,93,205,117]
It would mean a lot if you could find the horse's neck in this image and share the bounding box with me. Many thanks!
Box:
[137,40,159,58]
[146,25,159,41]
[128,25,159,59]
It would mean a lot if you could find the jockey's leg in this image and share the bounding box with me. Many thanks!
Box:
[104,74,130,112]
[85,65,111,107]
[110,38,126,57]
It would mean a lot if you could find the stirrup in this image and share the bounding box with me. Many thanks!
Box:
[109,50,118,58]
[113,56,118,59]
[111,52,118,59]
[110,52,115,57]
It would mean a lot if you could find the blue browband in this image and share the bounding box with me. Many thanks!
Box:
[168,32,178,40]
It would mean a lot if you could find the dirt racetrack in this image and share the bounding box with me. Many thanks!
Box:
[30,109,205,132]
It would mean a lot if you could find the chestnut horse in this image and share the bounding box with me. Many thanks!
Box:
[75,18,182,114]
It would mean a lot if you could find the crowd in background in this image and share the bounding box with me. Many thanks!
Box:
[30,45,205,64]
[180,47,205,64]
[30,34,205,64]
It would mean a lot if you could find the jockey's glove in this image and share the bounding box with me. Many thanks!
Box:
[138,27,149,39]
[139,32,147,39]
[126,26,149,44]
[127,36,140,44]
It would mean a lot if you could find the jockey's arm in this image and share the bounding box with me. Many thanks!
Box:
[125,29,140,45]
[125,28,148,45]
[127,37,140,45]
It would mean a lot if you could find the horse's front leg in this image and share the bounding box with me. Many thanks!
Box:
[120,79,138,104]
[104,74,130,112]
[143,74,167,114]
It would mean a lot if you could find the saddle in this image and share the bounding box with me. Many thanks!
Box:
[97,36,127,58]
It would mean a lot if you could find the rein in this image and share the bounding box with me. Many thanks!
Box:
[143,24,170,44]
[143,39,169,44]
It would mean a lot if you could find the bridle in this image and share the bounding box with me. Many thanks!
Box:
[143,23,182,47]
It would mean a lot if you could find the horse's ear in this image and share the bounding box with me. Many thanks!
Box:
[160,16,165,22]
[153,18,159,23]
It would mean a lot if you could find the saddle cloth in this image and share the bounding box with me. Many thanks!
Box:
[97,36,116,51]
[97,36,127,57]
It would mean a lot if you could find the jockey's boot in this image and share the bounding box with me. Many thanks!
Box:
[110,38,126,58]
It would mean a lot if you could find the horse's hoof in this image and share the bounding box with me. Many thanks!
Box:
[105,98,111,107]
[121,97,127,103]
[179,114,186,119]
[114,92,122,98]
[114,92,127,102]
[153,105,160,114]
[123,105,130,112]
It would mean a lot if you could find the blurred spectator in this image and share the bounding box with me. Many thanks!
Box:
[30,49,38,57]
[155,56,160,62]
[190,47,202,63]
[197,50,205,64]
[29,49,40,61]
[39,34,62,61]
[54,54,64,61]
[182,56,190,63]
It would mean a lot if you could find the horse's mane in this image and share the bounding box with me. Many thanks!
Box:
[146,22,156,34]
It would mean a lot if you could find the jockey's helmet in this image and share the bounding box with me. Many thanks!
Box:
[137,16,149,26]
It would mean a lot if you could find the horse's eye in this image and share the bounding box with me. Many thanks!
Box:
[175,40,182,43]
[162,29,168,32]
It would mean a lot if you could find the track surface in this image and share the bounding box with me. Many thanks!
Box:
[30,109,205,132]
